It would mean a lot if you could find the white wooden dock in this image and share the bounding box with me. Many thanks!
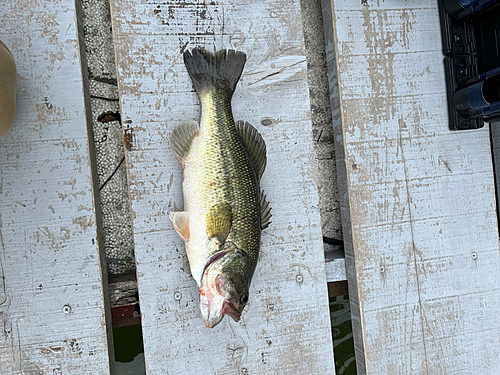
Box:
[3,0,500,373]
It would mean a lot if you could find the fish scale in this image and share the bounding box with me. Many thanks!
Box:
[184,87,261,272]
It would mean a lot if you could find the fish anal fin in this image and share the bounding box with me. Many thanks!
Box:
[169,211,190,241]
[205,203,232,243]
[260,191,272,230]
[235,120,267,180]
[170,120,199,167]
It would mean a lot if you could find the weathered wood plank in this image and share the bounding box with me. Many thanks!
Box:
[323,0,500,373]
[109,1,335,373]
[0,1,114,373]
[321,0,362,370]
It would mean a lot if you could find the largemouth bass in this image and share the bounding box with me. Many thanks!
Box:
[169,48,271,328]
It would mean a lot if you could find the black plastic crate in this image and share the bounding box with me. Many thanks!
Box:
[438,0,500,130]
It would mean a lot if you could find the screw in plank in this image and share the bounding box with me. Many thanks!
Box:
[471,252,478,260]
[241,368,248,375]
[63,305,72,314]
[174,292,182,301]
[380,265,386,273]
[296,274,303,283]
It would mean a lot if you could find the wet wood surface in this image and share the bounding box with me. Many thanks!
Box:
[0,1,114,373]
[109,0,335,373]
[323,0,500,373]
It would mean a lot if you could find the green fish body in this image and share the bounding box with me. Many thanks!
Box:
[169,48,271,328]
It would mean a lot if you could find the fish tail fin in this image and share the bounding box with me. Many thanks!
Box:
[183,47,246,98]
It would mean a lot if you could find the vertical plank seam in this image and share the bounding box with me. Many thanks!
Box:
[323,0,367,372]
[398,124,429,375]
[107,1,144,371]
[488,124,500,229]
[16,322,21,374]
[74,0,116,372]
[0,211,7,305]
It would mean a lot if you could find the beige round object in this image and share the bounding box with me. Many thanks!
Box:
[0,39,17,139]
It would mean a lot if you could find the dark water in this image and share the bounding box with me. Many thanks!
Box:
[330,295,357,375]
[114,325,146,375]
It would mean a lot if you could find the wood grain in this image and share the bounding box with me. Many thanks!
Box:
[109,0,335,373]
[0,1,114,373]
[323,0,500,373]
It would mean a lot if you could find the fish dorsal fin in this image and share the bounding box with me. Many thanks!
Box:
[235,120,267,180]
[170,120,199,167]
[205,202,232,243]
[260,191,272,230]
[169,211,190,241]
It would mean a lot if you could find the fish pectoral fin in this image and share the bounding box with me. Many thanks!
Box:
[235,120,267,180]
[170,120,199,166]
[205,203,232,243]
[169,211,190,241]
[260,191,272,230]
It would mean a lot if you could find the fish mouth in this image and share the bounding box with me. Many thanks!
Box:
[199,249,241,328]
[199,294,241,328]
[200,292,224,328]
[222,299,241,322]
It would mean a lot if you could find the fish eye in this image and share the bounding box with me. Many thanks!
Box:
[240,293,249,305]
